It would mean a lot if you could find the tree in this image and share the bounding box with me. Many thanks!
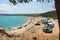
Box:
[55,0,60,27]
[9,0,60,28]
[9,0,33,5]
[9,0,16,5]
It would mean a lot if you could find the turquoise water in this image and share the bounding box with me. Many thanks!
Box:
[0,16,27,29]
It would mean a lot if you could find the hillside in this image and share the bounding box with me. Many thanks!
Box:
[40,11,57,19]
[0,11,56,18]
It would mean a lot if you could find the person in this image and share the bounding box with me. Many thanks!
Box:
[47,17,50,20]
[47,18,51,23]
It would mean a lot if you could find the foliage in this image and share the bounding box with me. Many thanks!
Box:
[9,0,51,5]
[40,11,57,19]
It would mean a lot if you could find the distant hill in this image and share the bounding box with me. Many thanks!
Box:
[0,11,57,19]
[40,11,57,19]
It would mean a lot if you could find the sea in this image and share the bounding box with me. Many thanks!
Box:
[0,16,27,29]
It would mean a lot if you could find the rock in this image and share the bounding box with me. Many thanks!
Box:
[11,27,16,30]
[5,30,13,36]
[0,28,6,33]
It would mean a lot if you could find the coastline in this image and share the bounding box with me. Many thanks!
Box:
[0,16,59,40]
[5,16,59,34]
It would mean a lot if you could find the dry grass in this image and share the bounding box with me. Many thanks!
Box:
[0,27,59,40]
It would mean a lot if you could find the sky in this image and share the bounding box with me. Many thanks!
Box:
[0,0,55,14]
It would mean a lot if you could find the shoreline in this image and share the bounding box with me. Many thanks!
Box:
[0,16,59,36]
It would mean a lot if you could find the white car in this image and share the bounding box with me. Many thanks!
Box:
[47,22,54,28]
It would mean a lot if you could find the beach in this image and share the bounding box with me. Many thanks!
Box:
[0,16,59,40]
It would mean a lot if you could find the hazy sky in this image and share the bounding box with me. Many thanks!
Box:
[0,0,55,14]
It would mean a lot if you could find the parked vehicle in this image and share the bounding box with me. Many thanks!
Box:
[47,22,54,28]
[41,18,55,33]
[41,19,48,25]
[42,26,52,33]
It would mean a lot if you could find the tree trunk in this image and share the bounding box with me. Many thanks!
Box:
[55,0,60,38]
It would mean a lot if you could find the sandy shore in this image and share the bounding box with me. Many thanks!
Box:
[4,16,59,36]
[6,16,41,34]
[0,16,59,40]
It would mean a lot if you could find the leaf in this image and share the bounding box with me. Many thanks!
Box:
[17,0,23,3]
[9,0,16,5]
